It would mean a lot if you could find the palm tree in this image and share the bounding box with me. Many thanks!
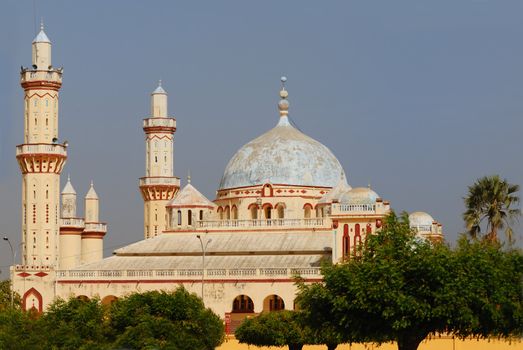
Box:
[463,175,520,242]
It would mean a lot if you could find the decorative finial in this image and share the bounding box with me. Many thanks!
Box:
[40,18,44,31]
[67,174,71,182]
[158,79,162,87]
[187,170,191,184]
[90,180,94,187]
[278,76,289,117]
[368,181,371,189]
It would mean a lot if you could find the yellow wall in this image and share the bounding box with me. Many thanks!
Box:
[217,337,522,350]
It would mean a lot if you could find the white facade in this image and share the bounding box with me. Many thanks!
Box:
[11,29,443,330]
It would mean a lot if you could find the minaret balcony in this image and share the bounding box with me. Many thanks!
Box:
[16,143,67,157]
[20,69,62,90]
[140,176,180,187]
[143,118,176,133]
[61,218,85,228]
[16,143,67,174]
[84,222,107,233]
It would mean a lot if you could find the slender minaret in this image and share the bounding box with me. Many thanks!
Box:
[81,182,107,264]
[139,81,179,239]
[59,176,84,269]
[17,22,66,267]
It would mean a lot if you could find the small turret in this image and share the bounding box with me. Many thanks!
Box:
[81,181,107,264]
[32,20,52,69]
[85,181,99,222]
[61,175,77,218]
[59,175,84,269]
[151,80,168,118]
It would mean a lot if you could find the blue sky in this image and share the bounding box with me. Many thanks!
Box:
[1,1,522,276]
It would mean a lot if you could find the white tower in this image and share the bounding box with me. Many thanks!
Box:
[17,22,66,267]
[59,176,84,269]
[81,182,107,264]
[139,81,180,239]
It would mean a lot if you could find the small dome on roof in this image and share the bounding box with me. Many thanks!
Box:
[318,177,352,204]
[409,212,435,227]
[167,183,216,209]
[339,187,379,205]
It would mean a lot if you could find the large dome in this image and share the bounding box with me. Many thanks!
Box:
[219,116,347,189]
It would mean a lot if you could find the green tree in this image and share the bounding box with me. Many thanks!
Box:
[298,212,523,350]
[0,280,21,310]
[108,288,224,350]
[235,310,309,350]
[38,297,110,350]
[295,283,342,350]
[463,175,520,242]
[0,308,43,350]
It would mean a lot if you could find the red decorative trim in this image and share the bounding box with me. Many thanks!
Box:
[82,232,106,239]
[35,272,48,277]
[143,126,176,134]
[303,203,313,209]
[21,82,61,91]
[25,92,58,99]
[262,203,273,209]
[247,203,259,210]
[22,288,43,313]
[17,272,30,278]
[146,135,173,140]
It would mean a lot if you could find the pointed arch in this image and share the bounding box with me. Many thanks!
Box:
[22,287,43,313]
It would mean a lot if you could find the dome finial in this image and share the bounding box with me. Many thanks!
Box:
[67,174,71,182]
[278,76,289,117]
[158,79,162,87]
[40,18,44,31]
[187,169,191,184]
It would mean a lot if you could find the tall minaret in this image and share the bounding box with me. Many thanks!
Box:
[139,81,179,239]
[17,22,66,266]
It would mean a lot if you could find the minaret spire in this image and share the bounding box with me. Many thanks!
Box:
[140,80,180,239]
[278,76,289,117]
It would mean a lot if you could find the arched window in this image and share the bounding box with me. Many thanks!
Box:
[188,210,192,226]
[232,295,254,313]
[199,210,203,221]
[343,224,350,258]
[354,224,361,254]
[263,295,285,312]
[264,206,271,219]
[225,206,230,220]
[248,204,258,220]
[231,206,238,220]
[217,207,224,220]
[276,204,284,219]
[177,210,182,226]
[304,204,313,219]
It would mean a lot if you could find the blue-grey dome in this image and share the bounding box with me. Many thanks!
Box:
[219,116,347,189]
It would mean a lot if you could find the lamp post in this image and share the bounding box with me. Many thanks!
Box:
[196,235,212,304]
[3,237,14,308]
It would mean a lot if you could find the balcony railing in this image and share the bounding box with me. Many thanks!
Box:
[84,223,107,232]
[16,143,67,157]
[196,218,326,229]
[139,177,180,187]
[143,118,176,128]
[56,267,322,280]
[21,70,62,83]
[61,218,85,227]
[332,203,376,212]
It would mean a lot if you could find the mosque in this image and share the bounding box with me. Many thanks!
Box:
[11,24,443,333]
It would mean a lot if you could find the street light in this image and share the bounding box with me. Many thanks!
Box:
[196,234,212,304]
[3,237,14,308]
